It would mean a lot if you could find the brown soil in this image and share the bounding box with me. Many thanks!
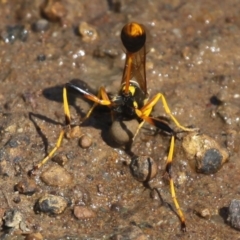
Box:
[0,0,240,239]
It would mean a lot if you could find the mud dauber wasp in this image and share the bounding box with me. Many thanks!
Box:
[31,22,196,231]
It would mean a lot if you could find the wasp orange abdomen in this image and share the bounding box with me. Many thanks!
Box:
[121,22,146,53]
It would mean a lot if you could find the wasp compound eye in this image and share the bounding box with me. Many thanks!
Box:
[121,22,146,53]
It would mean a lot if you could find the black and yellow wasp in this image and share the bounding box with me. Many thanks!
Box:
[31,22,195,231]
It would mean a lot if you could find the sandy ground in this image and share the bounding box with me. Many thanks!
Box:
[0,0,240,239]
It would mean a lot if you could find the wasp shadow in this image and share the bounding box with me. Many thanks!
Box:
[29,112,63,155]
[42,78,113,134]
[42,78,97,120]
[30,79,103,155]
[219,206,229,225]
[126,149,182,224]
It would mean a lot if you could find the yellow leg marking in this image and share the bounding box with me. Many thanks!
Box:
[133,103,152,140]
[141,93,195,132]
[82,87,111,122]
[166,135,174,165]
[167,136,186,231]
[63,87,71,124]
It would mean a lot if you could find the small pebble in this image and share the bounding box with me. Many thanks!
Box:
[182,132,229,174]
[52,154,68,166]
[7,135,30,148]
[25,232,43,240]
[14,178,38,195]
[216,88,229,103]
[1,25,28,43]
[65,125,81,139]
[32,19,50,32]
[79,135,92,148]
[3,209,22,228]
[217,103,240,127]
[109,118,139,146]
[13,195,21,204]
[228,199,240,230]
[110,202,124,212]
[8,138,19,148]
[130,155,158,182]
[78,22,98,42]
[41,0,67,22]
[200,208,211,219]
[36,54,46,62]
[73,206,96,219]
[225,130,240,154]
[194,204,211,219]
[20,220,30,233]
[97,184,104,194]
[41,165,73,187]
[35,194,68,214]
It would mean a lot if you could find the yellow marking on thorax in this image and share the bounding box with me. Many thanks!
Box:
[122,85,136,95]
[122,85,138,108]
[133,101,138,108]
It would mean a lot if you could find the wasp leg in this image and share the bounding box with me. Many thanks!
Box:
[132,120,145,140]
[132,103,152,140]
[82,87,111,122]
[133,97,170,140]
[29,87,71,175]
[140,93,198,132]
[166,135,186,232]
[66,83,112,122]
[133,90,197,140]
[133,112,187,231]
[134,111,174,135]
[135,109,187,231]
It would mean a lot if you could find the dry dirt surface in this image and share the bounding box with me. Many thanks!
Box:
[0,0,240,239]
